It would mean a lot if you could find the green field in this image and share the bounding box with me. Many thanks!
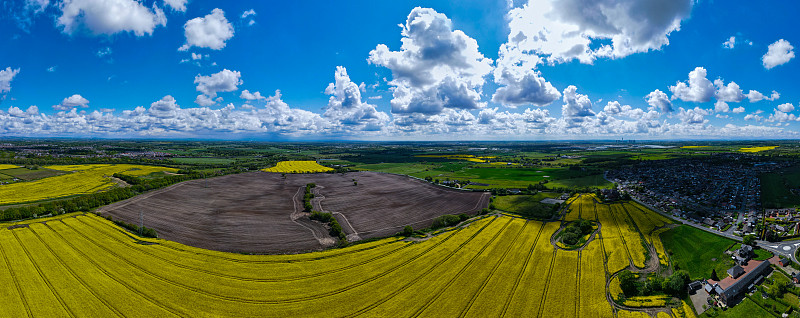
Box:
[760,165,800,208]
[0,167,66,181]
[357,161,610,189]
[493,193,562,219]
[701,297,773,317]
[172,157,235,164]
[661,225,736,279]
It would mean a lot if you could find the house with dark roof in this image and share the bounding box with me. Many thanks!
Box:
[706,260,772,306]
[779,258,791,267]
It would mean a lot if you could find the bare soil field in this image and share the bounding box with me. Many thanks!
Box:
[98,171,489,254]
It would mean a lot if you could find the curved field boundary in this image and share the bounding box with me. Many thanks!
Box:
[69,214,476,305]
[409,218,514,318]
[342,216,500,317]
[500,221,545,317]
[76,214,416,283]
[10,230,77,318]
[459,221,529,317]
[0,235,32,317]
[84,213,404,265]
[27,227,125,317]
[42,222,184,317]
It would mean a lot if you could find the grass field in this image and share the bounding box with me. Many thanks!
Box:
[358,161,610,189]
[262,160,333,173]
[0,196,681,316]
[0,167,66,181]
[172,157,235,164]
[0,164,178,205]
[493,193,562,219]
[661,225,736,279]
[700,297,772,317]
[760,165,800,208]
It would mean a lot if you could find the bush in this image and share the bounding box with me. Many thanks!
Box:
[431,214,463,229]
[401,225,414,236]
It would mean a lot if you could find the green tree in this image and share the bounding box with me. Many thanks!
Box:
[618,270,638,296]
[743,234,757,246]
[401,225,413,236]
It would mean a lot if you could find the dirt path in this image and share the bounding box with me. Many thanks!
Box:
[290,186,335,246]
[310,186,362,242]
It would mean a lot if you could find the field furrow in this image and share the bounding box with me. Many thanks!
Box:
[468,221,543,317]
[542,250,579,317]
[503,221,560,317]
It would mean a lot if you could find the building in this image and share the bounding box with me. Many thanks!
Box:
[734,245,753,265]
[705,260,771,306]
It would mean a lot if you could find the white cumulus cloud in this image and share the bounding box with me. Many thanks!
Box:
[368,7,493,115]
[669,67,715,103]
[163,0,187,12]
[323,66,390,131]
[0,67,21,94]
[58,0,167,36]
[645,89,672,112]
[53,94,89,110]
[505,0,693,64]
[194,69,241,98]
[762,39,795,69]
[777,103,795,113]
[179,8,234,51]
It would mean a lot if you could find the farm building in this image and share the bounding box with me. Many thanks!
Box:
[704,260,771,306]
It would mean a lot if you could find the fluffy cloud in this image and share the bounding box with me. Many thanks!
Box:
[58,0,167,36]
[194,94,220,107]
[645,89,672,112]
[492,61,560,107]
[714,79,743,103]
[767,108,800,123]
[53,94,89,110]
[194,69,241,98]
[239,89,265,101]
[669,67,715,103]
[732,106,745,114]
[777,103,795,113]
[368,7,493,115]
[677,107,710,125]
[762,39,795,69]
[323,66,389,131]
[747,90,780,103]
[505,0,692,64]
[0,67,20,94]
[561,85,594,127]
[714,100,729,113]
[179,8,234,51]
[163,0,187,12]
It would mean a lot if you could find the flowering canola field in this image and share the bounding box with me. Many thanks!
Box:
[0,196,682,316]
[739,146,778,152]
[0,164,178,205]
[262,160,333,173]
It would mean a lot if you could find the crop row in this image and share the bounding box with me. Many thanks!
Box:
[0,208,647,316]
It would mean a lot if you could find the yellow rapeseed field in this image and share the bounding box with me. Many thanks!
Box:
[0,194,684,316]
[739,146,778,152]
[0,164,179,205]
[0,164,19,170]
[261,160,333,173]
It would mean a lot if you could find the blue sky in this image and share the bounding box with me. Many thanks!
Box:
[0,0,797,140]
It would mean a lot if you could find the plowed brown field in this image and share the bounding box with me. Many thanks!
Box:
[98,171,489,254]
